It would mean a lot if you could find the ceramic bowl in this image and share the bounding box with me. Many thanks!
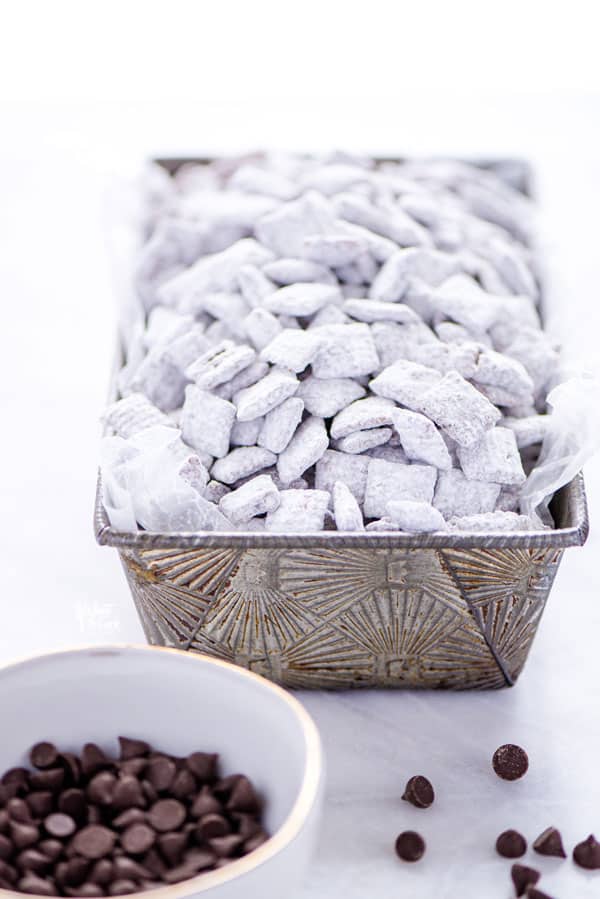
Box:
[0,645,324,899]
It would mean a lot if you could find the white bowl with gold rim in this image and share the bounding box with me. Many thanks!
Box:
[0,645,324,899]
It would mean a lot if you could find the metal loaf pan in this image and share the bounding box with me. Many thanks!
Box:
[94,156,589,690]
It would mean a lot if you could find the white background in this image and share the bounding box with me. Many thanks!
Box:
[1,3,599,897]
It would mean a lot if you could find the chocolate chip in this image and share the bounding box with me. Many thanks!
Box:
[141,781,158,804]
[27,792,54,819]
[87,772,116,807]
[2,769,30,794]
[86,807,102,826]
[191,787,221,819]
[140,849,165,878]
[496,829,527,858]
[196,814,230,841]
[30,769,64,794]
[0,810,9,835]
[16,849,52,874]
[113,857,151,881]
[44,814,76,839]
[108,878,138,895]
[38,840,63,862]
[17,874,58,895]
[66,884,104,897]
[0,834,13,861]
[208,835,244,858]
[145,757,176,793]
[532,826,566,858]
[59,755,81,788]
[112,777,146,811]
[492,744,529,781]
[148,799,186,833]
[121,824,155,855]
[112,809,146,831]
[30,744,59,771]
[58,790,87,823]
[88,859,113,885]
[213,775,241,799]
[163,850,216,883]
[233,813,261,840]
[526,889,555,899]
[573,833,600,870]
[118,738,150,762]
[81,745,110,779]
[170,769,196,800]
[119,759,147,778]
[394,831,425,862]
[186,753,218,782]
[511,863,541,897]
[0,859,17,883]
[59,857,90,887]
[157,833,187,866]
[73,826,116,860]
[10,823,40,850]
[226,776,260,814]
[402,775,435,809]
[8,799,33,824]
[243,831,268,853]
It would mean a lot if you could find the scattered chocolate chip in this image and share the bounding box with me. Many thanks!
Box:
[492,744,529,781]
[532,826,566,858]
[213,775,241,799]
[526,888,555,899]
[496,829,527,858]
[17,874,57,895]
[141,780,158,804]
[73,826,116,860]
[118,738,150,762]
[148,799,186,833]
[395,830,425,862]
[140,848,165,878]
[121,824,156,855]
[27,792,54,819]
[30,769,64,794]
[3,769,30,793]
[573,833,600,869]
[44,814,76,839]
[30,744,59,771]
[186,753,218,782]
[196,813,231,841]
[60,857,90,887]
[402,775,435,809]
[511,863,541,896]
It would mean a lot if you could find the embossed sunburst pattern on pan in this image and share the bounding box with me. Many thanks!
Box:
[119,543,564,689]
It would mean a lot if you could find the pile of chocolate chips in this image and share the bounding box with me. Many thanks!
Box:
[394,743,600,898]
[0,738,269,896]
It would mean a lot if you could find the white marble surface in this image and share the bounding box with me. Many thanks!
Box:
[1,97,599,898]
